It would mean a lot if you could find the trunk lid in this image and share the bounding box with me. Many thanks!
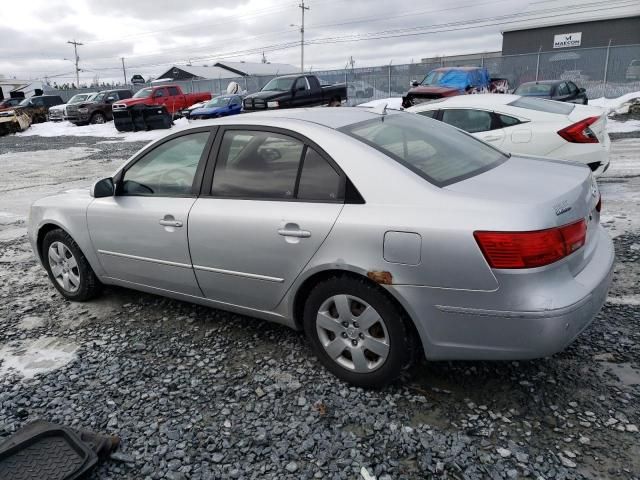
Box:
[447,155,601,275]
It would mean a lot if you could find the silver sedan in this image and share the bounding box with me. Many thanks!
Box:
[28,108,614,387]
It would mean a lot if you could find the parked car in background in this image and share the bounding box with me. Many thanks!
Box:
[28,108,613,387]
[5,95,64,123]
[626,60,640,80]
[189,95,243,120]
[0,98,23,109]
[243,74,346,110]
[407,94,610,175]
[180,100,207,119]
[48,93,96,122]
[402,66,509,107]
[0,108,31,136]
[66,89,133,125]
[514,80,588,104]
[112,85,211,117]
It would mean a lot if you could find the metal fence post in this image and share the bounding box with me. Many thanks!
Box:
[535,47,541,81]
[388,62,391,97]
[603,39,612,97]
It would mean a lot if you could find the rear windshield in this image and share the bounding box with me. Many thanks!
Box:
[509,97,574,115]
[340,112,507,187]
[514,83,553,95]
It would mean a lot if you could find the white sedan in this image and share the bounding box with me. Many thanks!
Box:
[407,94,610,175]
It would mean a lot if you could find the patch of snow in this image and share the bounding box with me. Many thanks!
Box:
[591,91,640,114]
[607,118,640,134]
[0,337,79,379]
[16,118,190,143]
[357,97,403,110]
[607,295,640,306]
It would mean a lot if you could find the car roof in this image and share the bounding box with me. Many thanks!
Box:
[408,94,520,110]
[518,80,561,86]
[236,107,393,128]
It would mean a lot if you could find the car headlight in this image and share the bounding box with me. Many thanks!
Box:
[267,101,279,108]
[78,108,89,113]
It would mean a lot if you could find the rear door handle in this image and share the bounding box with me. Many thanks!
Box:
[277,228,311,238]
[159,219,183,227]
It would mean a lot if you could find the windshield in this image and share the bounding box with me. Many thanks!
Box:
[68,94,91,104]
[206,96,231,107]
[18,98,31,107]
[262,77,295,91]
[514,83,553,96]
[509,97,574,115]
[133,88,153,99]
[92,92,106,102]
[340,112,507,187]
[420,71,445,86]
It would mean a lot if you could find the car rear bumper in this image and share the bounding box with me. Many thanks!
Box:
[391,225,615,361]
[547,133,611,176]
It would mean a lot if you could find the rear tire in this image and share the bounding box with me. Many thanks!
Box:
[303,276,417,388]
[42,229,102,301]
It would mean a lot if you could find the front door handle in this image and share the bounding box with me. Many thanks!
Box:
[482,135,502,142]
[277,228,311,238]
[159,219,183,227]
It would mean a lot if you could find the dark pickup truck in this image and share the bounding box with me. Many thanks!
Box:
[243,75,346,110]
[66,89,133,125]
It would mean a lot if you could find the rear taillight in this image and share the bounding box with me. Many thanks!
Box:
[595,194,602,212]
[557,116,600,143]
[474,220,587,269]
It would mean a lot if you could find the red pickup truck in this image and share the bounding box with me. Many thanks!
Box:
[112,85,211,116]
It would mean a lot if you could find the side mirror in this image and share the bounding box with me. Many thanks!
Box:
[411,80,419,87]
[579,87,586,93]
[91,177,114,198]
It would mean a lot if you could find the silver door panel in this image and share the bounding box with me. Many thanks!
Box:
[188,199,343,310]
[87,196,202,295]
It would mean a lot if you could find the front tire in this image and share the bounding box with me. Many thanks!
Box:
[90,112,106,124]
[42,229,102,301]
[303,276,417,388]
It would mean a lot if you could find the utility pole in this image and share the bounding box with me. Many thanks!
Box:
[298,1,309,72]
[121,57,127,86]
[67,40,83,87]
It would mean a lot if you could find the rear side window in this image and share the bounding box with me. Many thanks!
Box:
[168,87,180,96]
[341,113,506,187]
[212,131,304,199]
[297,148,342,201]
[441,109,493,133]
[509,97,574,115]
[498,114,522,127]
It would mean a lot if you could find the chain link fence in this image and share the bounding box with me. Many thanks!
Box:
[46,44,640,105]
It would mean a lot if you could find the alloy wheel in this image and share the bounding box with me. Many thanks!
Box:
[315,294,390,373]
[48,241,81,293]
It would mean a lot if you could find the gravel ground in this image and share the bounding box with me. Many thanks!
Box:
[0,126,639,480]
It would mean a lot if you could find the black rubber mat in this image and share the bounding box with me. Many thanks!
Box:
[0,423,98,480]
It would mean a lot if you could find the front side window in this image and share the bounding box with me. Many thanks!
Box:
[557,83,570,96]
[441,109,493,133]
[212,131,304,199]
[121,132,210,196]
[294,78,308,91]
[154,89,166,98]
[417,110,437,119]
[341,112,506,187]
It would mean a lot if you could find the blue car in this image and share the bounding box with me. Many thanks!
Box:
[189,95,243,119]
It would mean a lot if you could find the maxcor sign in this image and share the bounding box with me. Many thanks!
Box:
[553,32,582,49]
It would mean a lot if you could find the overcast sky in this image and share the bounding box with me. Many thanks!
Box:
[0,0,635,84]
